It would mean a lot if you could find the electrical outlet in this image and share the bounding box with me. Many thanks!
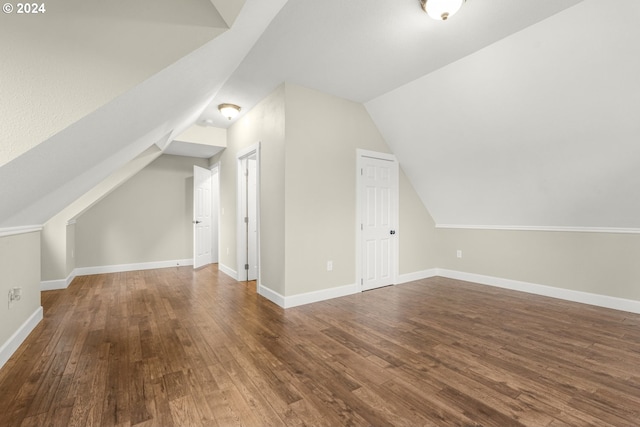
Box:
[456,250,462,259]
[327,260,333,271]
[8,287,22,309]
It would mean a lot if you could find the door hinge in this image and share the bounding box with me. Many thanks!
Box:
[360,168,363,175]
[245,264,249,270]
[244,169,249,177]
[244,216,248,224]
[360,278,363,285]
[361,223,363,231]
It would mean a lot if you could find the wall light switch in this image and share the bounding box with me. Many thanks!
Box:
[456,250,462,259]
[327,261,333,271]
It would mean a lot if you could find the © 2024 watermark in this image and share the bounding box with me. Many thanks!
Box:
[3,2,46,14]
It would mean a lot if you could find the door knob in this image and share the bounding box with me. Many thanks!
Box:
[193,220,202,224]
[390,230,396,235]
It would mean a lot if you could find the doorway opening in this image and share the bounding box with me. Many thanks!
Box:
[237,143,260,284]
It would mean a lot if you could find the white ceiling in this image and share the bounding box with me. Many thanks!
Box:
[3,0,639,231]
[0,0,238,167]
[366,0,640,228]
[164,141,224,159]
[202,0,583,127]
[0,0,287,227]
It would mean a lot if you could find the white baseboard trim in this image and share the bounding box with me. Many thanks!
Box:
[258,284,286,308]
[74,259,193,276]
[397,268,439,284]
[41,270,78,291]
[0,306,43,370]
[259,283,360,309]
[37,261,640,315]
[437,269,640,314]
[286,283,359,308]
[218,263,238,280]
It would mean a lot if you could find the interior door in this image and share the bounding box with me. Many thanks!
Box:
[193,165,212,269]
[360,156,398,291]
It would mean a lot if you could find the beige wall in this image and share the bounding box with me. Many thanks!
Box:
[398,170,438,275]
[41,217,67,281]
[75,154,207,268]
[41,146,162,281]
[66,222,75,277]
[215,85,287,294]
[436,228,640,301]
[0,231,41,350]
[41,219,78,282]
[283,84,438,295]
[217,83,437,298]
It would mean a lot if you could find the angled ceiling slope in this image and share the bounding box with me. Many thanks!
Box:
[366,0,640,230]
[0,0,235,167]
[0,0,289,228]
[203,0,583,128]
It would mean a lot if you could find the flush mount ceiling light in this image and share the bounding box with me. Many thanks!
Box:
[421,0,465,21]
[218,103,241,120]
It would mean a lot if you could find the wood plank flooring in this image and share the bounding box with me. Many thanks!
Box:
[1,265,639,426]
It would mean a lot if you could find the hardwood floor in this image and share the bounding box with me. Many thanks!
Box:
[1,265,639,426]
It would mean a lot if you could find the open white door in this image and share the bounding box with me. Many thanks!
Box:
[237,143,260,283]
[358,151,398,291]
[247,156,258,280]
[193,165,212,269]
[210,164,220,264]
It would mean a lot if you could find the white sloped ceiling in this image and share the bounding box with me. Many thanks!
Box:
[0,0,288,228]
[5,0,637,233]
[366,0,640,230]
[0,0,233,166]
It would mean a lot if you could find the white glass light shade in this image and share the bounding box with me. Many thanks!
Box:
[218,103,241,120]
[421,0,464,21]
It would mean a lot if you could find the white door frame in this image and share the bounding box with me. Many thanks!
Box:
[355,149,399,291]
[210,162,220,264]
[236,142,261,286]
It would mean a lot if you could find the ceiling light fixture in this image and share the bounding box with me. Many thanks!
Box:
[420,0,465,21]
[218,103,241,120]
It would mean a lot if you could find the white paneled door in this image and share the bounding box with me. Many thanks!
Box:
[193,165,212,269]
[359,153,398,291]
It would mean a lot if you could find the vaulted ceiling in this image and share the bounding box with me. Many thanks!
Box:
[2,0,639,230]
[367,0,640,229]
[0,0,287,227]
